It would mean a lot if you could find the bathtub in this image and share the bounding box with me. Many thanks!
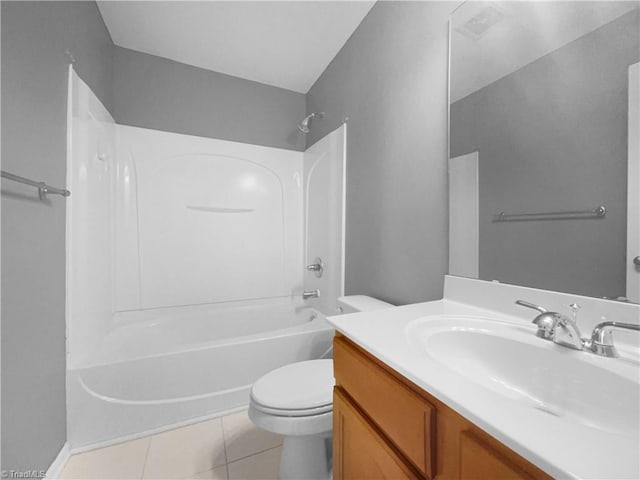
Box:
[67,297,334,450]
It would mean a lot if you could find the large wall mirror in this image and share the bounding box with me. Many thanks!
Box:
[449,1,640,303]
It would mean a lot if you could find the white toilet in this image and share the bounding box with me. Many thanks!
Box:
[248,295,393,480]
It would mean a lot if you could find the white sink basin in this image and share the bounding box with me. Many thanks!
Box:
[406,315,640,437]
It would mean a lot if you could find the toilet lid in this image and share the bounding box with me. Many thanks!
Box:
[251,360,334,414]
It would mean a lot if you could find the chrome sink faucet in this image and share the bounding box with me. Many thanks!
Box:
[515,300,640,357]
[516,300,583,350]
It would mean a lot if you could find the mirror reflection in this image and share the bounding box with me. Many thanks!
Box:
[449,1,640,303]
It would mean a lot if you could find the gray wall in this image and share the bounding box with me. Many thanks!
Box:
[113,46,307,151]
[1,1,114,472]
[306,1,456,305]
[451,10,639,299]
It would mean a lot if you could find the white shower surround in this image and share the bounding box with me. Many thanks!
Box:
[114,125,304,312]
[66,69,346,449]
[66,67,117,371]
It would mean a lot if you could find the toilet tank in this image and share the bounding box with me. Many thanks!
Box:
[319,296,394,359]
[337,295,394,314]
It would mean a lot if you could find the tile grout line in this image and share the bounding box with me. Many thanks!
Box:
[71,412,280,480]
[221,416,230,480]
[226,444,283,467]
[140,435,153,479]
[176,417,229,479]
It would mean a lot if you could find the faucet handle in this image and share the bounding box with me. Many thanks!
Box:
[306,257,324,278]
[515,300,547,313]
[516,300,555,339]
[569,303,581,324]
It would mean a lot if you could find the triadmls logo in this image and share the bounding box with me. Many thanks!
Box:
[1,471,46,479]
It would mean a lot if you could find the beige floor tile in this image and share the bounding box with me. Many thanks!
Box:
[60,437,150,480]
[222,411,282,462]
[143,418,226,479]
[182,465,228,480]
[227,447,281,480]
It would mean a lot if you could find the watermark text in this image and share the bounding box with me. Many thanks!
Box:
[1,471,46,479]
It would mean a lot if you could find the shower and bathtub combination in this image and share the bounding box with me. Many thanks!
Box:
[65,68,347,450]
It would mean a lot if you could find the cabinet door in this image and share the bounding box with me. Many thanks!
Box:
[333,388,420,480]
[334,336,436,478]
[459,431,536,480]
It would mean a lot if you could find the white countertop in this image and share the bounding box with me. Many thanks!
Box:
[327,297,640,480]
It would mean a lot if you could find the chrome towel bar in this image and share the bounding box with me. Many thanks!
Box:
[495,205,605,222]
[1,170,70,200]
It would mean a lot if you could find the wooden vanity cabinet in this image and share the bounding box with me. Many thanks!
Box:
[333,334,552,480]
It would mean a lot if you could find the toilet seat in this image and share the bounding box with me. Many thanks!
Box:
[251,400,332,417]
[250,359,334,417]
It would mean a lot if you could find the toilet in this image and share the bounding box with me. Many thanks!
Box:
[248,295,393,480]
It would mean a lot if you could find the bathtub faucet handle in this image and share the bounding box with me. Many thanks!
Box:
[306,257,324,278]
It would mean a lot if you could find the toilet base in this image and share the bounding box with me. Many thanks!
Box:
[280,433,332,480]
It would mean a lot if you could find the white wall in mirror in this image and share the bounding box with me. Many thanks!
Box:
[449,152,478,279]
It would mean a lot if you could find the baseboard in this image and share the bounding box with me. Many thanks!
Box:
[45,442,70,480]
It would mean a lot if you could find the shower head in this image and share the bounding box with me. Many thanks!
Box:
[298,112,325,133]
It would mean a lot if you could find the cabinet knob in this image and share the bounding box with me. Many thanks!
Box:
[634,256,640,266]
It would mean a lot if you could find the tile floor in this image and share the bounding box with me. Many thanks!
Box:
[60,410,283,480]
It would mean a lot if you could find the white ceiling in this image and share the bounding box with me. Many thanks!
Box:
[97,1,376,94]
[451,1,640,102]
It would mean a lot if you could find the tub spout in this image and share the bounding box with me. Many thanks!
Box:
[302,289,320,300]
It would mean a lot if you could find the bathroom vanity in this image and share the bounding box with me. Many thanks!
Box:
[327,276,640,480]
[333,334,551,480]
